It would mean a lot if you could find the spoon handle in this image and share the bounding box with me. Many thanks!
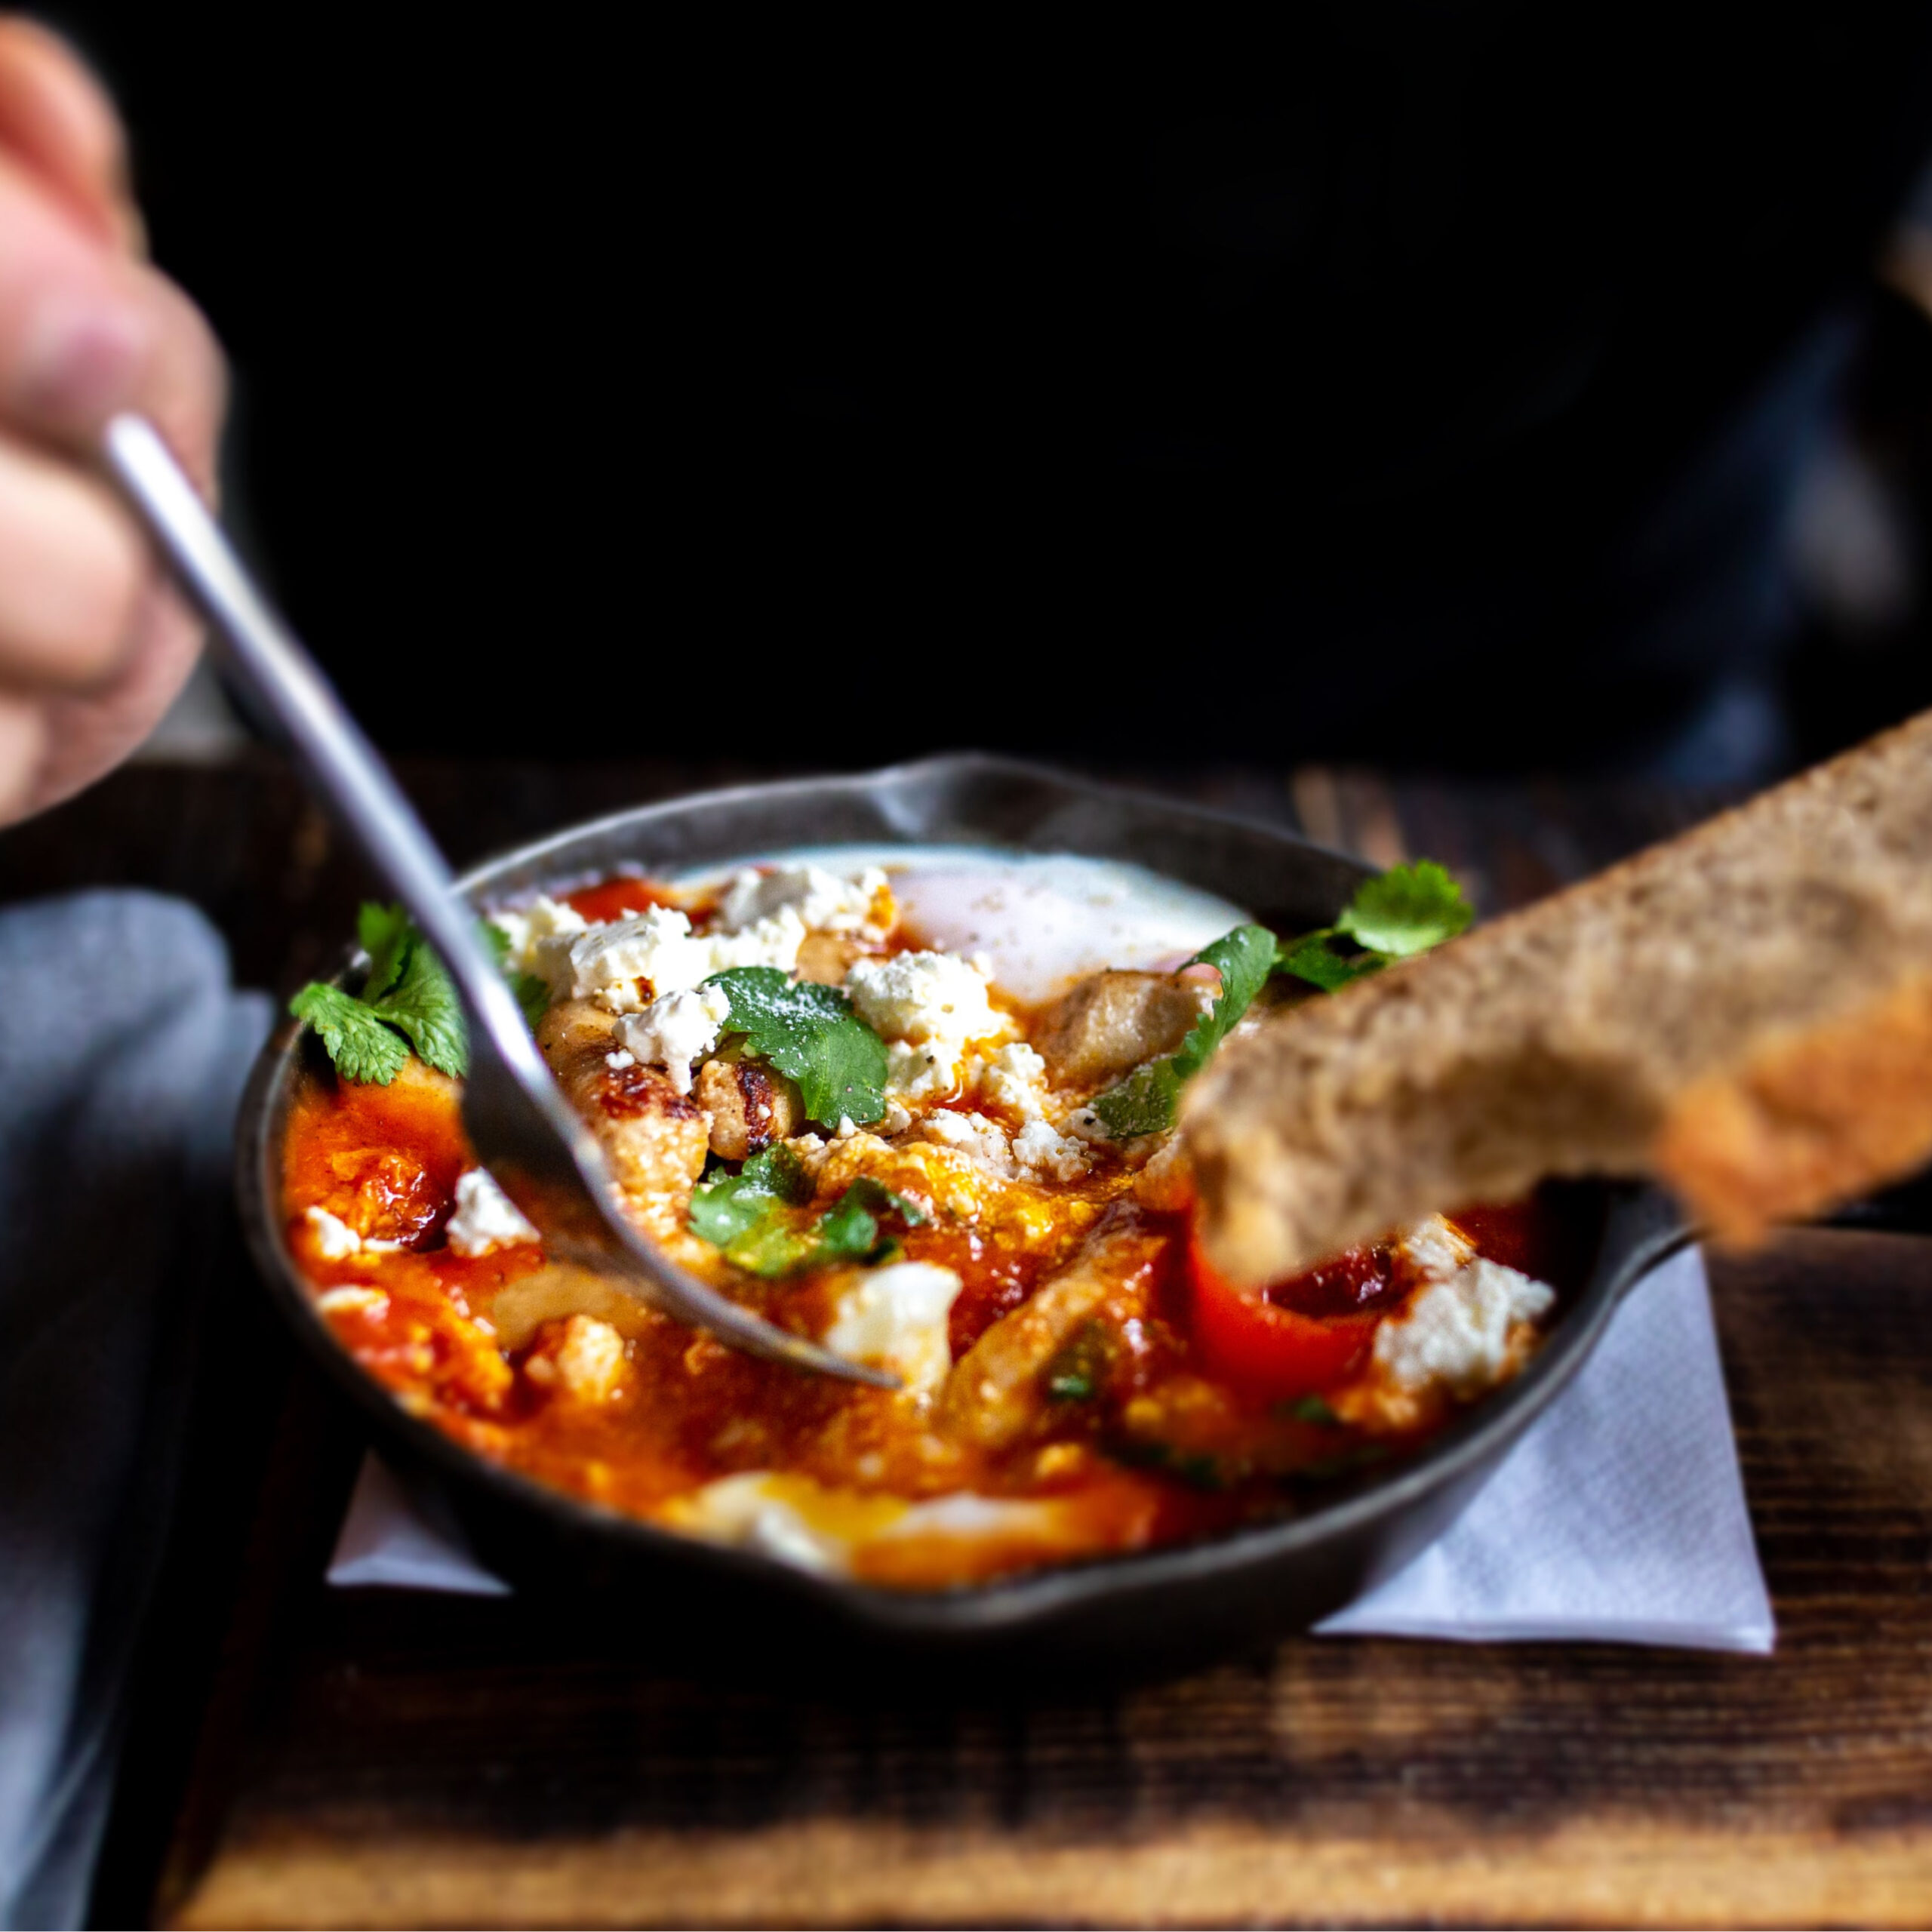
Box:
[103,414,896,1389]
[100,415,522,1034]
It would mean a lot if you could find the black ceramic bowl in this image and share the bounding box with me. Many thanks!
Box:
[235,755,1686,1663]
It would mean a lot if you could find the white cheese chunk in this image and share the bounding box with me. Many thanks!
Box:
[1011,1115,1091,1183]
[491,894,590,997]
[611,983,732,1094]
[823,1260,963,1395]
[303,1205,403,1258]
[540,1314,627,1402]
[885,1038,960,1100]
[915,1109,1014,1176]
[1397,1214,1477,1284]
[566,904,805,1014]
[445,1168,541,1257]
[976,1040,1051,1119]
[306,1204,363,1260]
[1374,1257,1556,1397]
[846,949,1007,1096]
[720,863,889,937]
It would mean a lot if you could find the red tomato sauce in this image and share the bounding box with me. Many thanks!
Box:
[279,875,1577,1589]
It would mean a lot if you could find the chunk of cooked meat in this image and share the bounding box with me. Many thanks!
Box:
[939,1214,1170,1451]
[795,932,866,986]
[695,1051,802,1160]
[1035,970,1208,1088]
[536,998,709,1230]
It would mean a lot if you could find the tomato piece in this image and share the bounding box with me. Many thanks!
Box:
[1187,1223,1381,1401]
[565,877,679,923]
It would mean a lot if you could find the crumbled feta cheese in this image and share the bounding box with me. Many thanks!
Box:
[611,983,732,1094]
[306,1204,364,1260]
[315,1284,388,1318]
[1066,1107,1109,1145]
[977,1040,1051,1119]
[1374,1258,1556,1397]
[491,895,590,997]
[884,1039,958,1100]
[546,1314,627,1402]
[833,1114,860,1140]
[823,1260,964,1395]
[605,1049,635,1070]
[303,1206,401,1257]
[1011,1115,1091,1183]
[915,1109,1014,1176]
[567,904,805,1013]
[445,1168,541,1257]
[846,949,1002,1052]
[881,1099,914,1135]
[720,863,891,937]
[1397,1214,1476,1284]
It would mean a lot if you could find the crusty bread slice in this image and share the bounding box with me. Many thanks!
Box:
[1183,709,1932,1284]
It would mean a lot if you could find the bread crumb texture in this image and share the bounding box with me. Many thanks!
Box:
[1186,709,1932,1281]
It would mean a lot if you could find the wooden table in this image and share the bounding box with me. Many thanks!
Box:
[11,755,1932,1929]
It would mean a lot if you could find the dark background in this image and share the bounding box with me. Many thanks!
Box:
[57,9,1932,778]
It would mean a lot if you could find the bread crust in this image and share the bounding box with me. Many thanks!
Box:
[1655,970,1932,1244]
[1185,708,1932,1282]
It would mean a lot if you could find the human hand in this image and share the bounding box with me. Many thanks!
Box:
[0,17,224,828]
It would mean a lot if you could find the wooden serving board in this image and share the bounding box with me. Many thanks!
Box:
[8,757,1929,1929]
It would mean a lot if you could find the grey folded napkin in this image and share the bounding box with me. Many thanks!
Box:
[0,892,268,1930]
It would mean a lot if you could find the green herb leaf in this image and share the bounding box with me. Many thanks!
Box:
[368,935,467,1078]
[298,901,555,1086]
[1274,931,1385,992]
[1089,923,1276,1139]
[357,902,413,1002]
[688,1144,812,1248]
[705,966,888,1128]
[288,981,409,1086]
[1333,860,1472,958]
[688,1155,922,1278]
[1044,1318,1110,1402]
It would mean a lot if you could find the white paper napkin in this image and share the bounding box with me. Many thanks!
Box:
[328,1247,1774,1653]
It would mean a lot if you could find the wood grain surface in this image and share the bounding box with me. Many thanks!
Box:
[11,755,1927,1930]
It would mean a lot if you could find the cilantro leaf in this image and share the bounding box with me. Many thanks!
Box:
[368,935,467,1078]
[1273,860,1473,995]
[357,902,413,1002]
[1274,930,1385,992]
[688,1144,812,1248]
[817,1176,926,1261]
[688,1154,922,1278]
[1333,860,1472,957]
[288,981,409,1086]
[1089,924,1275,1140]
[705,966,888,1128]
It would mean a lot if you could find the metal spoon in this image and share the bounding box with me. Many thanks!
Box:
[103,413,896,1388]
